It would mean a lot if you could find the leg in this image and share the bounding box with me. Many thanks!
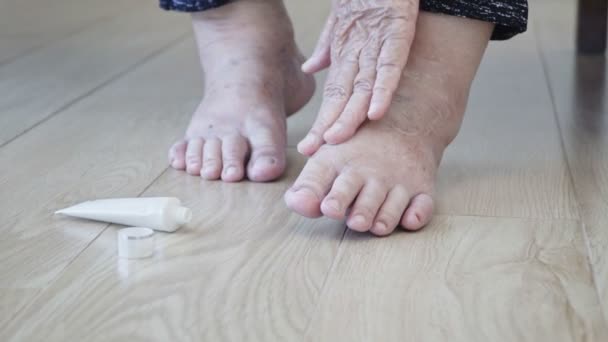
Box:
[285,11,493,235]
[577,0,607,54]
[167,0,315,182]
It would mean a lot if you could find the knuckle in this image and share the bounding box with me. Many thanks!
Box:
[223,160,240,168]
[323,83,348,100]
[353,78,373,93]
[373,85,390,94]
[203,157,220,165]
[360,53,377,66]
[186,156,200,164]
[377,59,400,72]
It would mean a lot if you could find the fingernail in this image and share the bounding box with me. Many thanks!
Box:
[298,134,317,152]
[326,123,343,137]
[368,103,378,117]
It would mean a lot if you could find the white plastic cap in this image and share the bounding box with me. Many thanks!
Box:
[117,227,155,259]
[173,206,192,225]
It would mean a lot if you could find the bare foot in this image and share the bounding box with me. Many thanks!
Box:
[285,12,493,235]
[168,0,315,182]
[299,0,418,155]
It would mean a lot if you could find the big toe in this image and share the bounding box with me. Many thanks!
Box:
[401,193,434,231]
[247,127,286,182]
[284,159,337,218]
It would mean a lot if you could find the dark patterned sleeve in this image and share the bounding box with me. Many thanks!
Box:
[160,0,528,40]
[159,0,229,12]
[420,0,528,40]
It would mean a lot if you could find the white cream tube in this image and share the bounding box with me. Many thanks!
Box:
[55,197,192,232]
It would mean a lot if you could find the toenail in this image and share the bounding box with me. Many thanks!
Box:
[350,214,367,227]
[374,222,387,233]
[225,166,237,176]
[324,199,340,212]
[256,156,276,167]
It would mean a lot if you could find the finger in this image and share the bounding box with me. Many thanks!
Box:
[302,13,336,74]
[368,38,411,120]
[324,43,380,144]
[297,60,359,156]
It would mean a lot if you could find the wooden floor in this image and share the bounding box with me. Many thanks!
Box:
[1,0,607,340]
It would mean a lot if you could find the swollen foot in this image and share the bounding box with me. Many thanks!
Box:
[285,12,492,235]
[168,0,315,182]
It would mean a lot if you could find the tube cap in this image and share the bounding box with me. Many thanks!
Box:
[117,227,155,259]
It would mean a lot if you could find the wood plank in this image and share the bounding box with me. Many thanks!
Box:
[534,0,608,325]
[0,2,189,146]
[306,215,608,341]
[435,26,578,219]
[2,150,345,341]
[0,289,40,329]
[0,0,138,64]
[0,39,200,317]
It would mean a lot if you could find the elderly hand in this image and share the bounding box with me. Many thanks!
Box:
[298,0,418,155]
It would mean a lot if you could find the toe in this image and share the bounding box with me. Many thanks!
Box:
[370,186,410,236]
[247,127,286,182]
[185,138,204,175]
[221,134,248,182]
[284,158,337,218]
[347,180,388,232]
[320,171,364,220]
[401,193,434,231]
[201,138,222,180]
[169,140,187,170]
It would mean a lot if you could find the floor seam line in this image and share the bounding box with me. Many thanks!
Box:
[0,11,118,68]
[302,226,348,339]
[3,166,171,329]
[532,19,608,326]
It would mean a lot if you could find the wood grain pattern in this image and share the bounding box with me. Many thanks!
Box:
[0,2,189,146]
[0,40,200,322]
[306,216,607,342]
[2,151,345,342]
[534,0,608,325]
[1,0,606,341]
[0,0,137,65]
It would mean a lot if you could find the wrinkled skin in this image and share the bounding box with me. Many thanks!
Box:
[298,0,419,155]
